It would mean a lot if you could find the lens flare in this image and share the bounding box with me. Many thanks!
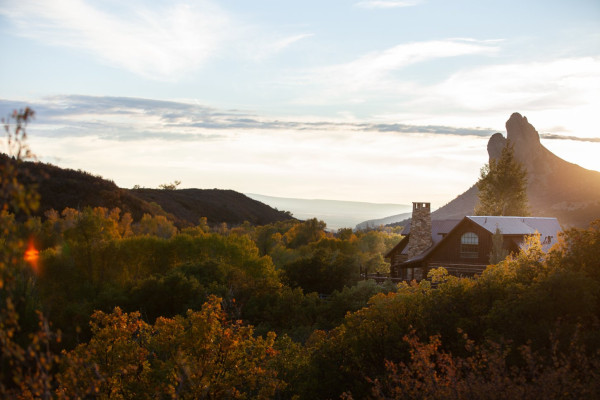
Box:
[24,239,39,273]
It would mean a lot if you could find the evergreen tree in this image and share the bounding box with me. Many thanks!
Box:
[475,141,529,216]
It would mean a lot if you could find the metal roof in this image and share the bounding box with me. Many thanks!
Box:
[467,216,562,251]
[467,216,559,235]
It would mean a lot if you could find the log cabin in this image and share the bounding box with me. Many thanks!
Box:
[386,202,561,281]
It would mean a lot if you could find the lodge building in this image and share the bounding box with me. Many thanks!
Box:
[386,202,561,281]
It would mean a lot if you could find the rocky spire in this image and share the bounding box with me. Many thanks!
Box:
[487,132,507,161]
[505,112,544,171]
[487,112,555,176]
[506,112,541,148]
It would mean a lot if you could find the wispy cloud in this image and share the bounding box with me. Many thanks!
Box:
[4,95,598,146]
[387,56,600,135]
[245,33,314,61]
[355,1,423,9]
[270,33,314,54]
[291,39,499,104]
[428,57,600,112]
[0,95,497,142]
[0,0,231,81]
[541,134,600,143]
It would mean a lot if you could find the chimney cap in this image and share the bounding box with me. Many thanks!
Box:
[412,202,431,209]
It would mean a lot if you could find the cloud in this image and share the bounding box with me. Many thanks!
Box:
[428,57,600,112]
[291,39,499,104]
[355,1,423,9]
[245,33,314,61]
[5,95,598,147]
[380,56,600,137]
[268,33,314,54]
[540,134,600,143]
[361,123,494,137]
[0,0,231,80]
[5,93,599,149]
[0,95,500,143]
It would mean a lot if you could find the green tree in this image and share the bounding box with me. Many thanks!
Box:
[158,180,181,190]
[282,249,360,295]
[475,142,529,216]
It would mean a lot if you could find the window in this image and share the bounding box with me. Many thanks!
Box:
[461,232,479,258]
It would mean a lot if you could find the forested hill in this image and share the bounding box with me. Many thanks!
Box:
[7,154,175,222]
[130,188,294,226]
[6,154,294,227]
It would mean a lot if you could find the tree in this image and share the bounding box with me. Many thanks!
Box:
[360,329,600,400]
[475,142,529,216]
[158,180,181,190]
[1,107,39,215]
[283,218,327,249]
[547,219,600,283]
[57,297,285,399]
[1,108,63,398]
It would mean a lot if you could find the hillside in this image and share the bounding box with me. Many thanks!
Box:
[390,113,600,228]
[131,188,294,226]
[6,155,293,227]
[6,154,176,222]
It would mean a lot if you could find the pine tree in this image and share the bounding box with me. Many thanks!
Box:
[475,141,529,216]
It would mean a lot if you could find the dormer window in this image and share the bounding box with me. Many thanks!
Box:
[461,232,479,258]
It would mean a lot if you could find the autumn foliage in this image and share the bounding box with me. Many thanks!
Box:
[2,108,600,399]
[56,296,283,399]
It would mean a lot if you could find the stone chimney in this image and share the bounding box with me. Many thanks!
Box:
[406,202,433,259]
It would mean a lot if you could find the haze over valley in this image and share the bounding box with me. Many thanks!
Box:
[246,194,411,231]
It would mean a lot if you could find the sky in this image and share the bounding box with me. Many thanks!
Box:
[1,0,599,209]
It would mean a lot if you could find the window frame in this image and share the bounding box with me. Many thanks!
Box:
[460,232,479,259]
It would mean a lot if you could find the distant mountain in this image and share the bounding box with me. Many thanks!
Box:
[246,193,411,231]
[131,189,294,226]
[390,113,600,228]
[7,155,293,227]
[355,212,413,230]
